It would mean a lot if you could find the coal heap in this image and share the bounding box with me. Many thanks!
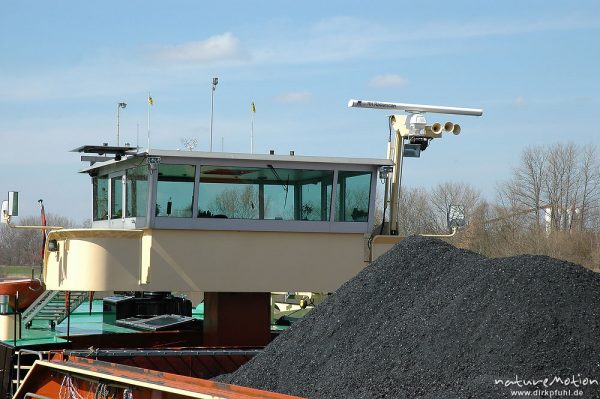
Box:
[218,236,600,398]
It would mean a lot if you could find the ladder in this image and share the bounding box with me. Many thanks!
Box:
[22,290,89,329]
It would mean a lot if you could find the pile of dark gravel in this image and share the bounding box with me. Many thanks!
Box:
[217,236,600,398]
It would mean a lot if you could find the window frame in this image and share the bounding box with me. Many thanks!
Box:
[89,155,380,234]
[197,165,334,222]
[155,163,196,219]
[149,157,377,234]
[92,175,110,222]
[108,171,126,228]
[125,163,149,219]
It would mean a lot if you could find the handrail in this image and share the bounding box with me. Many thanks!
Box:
[4,214,63,230]
[6,223,64,230]
[16,349,44,390]
[420,226,458,238]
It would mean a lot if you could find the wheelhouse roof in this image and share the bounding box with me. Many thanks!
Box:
[79,148,393,173]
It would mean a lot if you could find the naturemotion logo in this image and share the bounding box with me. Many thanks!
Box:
[494,375,598,397]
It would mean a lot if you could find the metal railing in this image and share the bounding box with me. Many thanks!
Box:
[14,349,44,392]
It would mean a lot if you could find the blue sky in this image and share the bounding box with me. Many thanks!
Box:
[1,1,599,222]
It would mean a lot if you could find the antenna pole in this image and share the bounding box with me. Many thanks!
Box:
[117,105,120,146]
[116,102,127,146]
[210,88,214,152]
[147,92,152,151]
[250,101,256,154]
[210,77,219,152]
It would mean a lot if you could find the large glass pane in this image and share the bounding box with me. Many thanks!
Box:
[198,166,333,221]
[300,179,332,221]
[93,175,109,221]
[264,184,295,220]
[110,175,124,219]
[336,171,372,222]
[200,182,259,219]
[156,164,195,217]
[126,164,148,218]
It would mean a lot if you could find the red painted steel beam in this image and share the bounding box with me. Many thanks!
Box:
[15,357,304,399]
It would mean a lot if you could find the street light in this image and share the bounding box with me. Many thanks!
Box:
[117,102,127,146]
[210,77,218,152]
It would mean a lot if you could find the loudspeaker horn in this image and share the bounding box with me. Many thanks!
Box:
[452,124,461,135]
[424,125,442,138]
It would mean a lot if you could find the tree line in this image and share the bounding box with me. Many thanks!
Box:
[0,214,85,266]
[394,142,600,270]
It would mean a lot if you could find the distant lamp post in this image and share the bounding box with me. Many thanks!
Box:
[210,77,218,152]
[117,102,127,146]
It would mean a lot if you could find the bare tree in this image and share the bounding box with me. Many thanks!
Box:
[498,145,547,231]
[429,182,481,231]
[576,145,600,230]
[396,187,438,235]
[210,186,259,219]
[0,213,79,266]
[498,142,600,233]
[543,143,579,231]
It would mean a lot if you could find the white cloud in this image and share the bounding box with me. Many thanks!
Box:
[273,91,312,104]
[369,74,408,89]
[153,33,247,64]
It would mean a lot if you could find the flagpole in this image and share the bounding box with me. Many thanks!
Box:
[251,101,255,154]
[147,92,151,150]
[39,199,46,277]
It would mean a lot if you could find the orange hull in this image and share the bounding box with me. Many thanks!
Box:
[0,278,45,311]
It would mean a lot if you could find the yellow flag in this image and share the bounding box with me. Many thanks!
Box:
[251,101,256,113]
[148,95,154,106]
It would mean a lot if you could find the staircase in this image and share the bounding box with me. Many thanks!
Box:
[22,291,89,329]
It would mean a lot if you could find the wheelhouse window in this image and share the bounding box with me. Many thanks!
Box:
[93,175,109,221]
[156,164,195,217]
[126,164,148,218]
[198,166,333,221]
[299,177,333,221]
[110,175,124,219]
[335,171,372,222]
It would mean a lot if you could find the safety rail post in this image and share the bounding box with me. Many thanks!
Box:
[16,349,43,391]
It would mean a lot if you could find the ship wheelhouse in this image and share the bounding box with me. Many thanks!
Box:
[44,149,392,293]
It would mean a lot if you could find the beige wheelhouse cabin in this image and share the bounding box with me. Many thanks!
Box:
[44,149,392,293]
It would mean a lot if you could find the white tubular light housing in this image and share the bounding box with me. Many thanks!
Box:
[348,99,483,116]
